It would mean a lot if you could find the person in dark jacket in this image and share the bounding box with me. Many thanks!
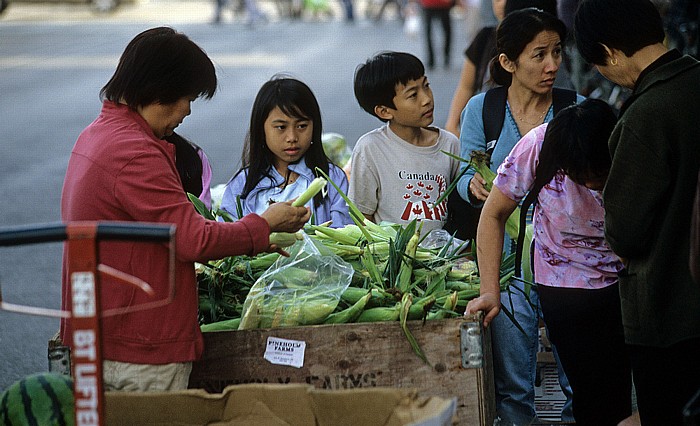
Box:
[575,1,700,424]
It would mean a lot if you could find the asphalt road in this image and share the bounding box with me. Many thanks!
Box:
[0,1,479,391]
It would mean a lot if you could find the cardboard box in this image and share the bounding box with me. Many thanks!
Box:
[188,316,495,425]
[105,384,457,426]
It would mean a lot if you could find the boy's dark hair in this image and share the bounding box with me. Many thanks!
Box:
[574,0,665,66]
[353,51,425,122]
[101,27,217,108]
[240,75,329,208]
[490,8,567,86]
[504,0,557,16]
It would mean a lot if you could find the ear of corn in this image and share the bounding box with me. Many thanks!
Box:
[427,291,458,320]
[356,304,401,322]
[324,292,372,324]
[269,231,303,248]
[200,317,241,332]
[309,225,360,245]
[292,177,327,207]
[396,221,422,294]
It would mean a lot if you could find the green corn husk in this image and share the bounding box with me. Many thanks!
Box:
[400,293,429,365]
[324,292,372,324]
[467,151,522,240]
[201,318,241,332]
[293,177,327,207]
[427,291,459,320]
[269,231,304,248]
[356,304,401,323]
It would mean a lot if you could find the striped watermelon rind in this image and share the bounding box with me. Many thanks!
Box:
[0,373,74,426]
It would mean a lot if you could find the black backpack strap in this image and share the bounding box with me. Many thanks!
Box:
[483,87,576,156]
[482,86,508,156]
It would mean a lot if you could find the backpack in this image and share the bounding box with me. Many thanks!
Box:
[443,86,577,241]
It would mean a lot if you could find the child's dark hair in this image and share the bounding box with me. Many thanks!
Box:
[165,132,204,197]
[490,8,567,87]
[515,98,617,276]
[353,51,425,122]
[240,75,329,208]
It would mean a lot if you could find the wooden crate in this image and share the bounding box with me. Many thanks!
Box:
[189,316,495,425]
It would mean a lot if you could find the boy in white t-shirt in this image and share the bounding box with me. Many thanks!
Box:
[349,51,460,235]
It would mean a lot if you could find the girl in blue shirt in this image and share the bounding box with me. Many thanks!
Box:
[221,76,352,227]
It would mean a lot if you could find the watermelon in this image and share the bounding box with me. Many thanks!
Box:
[0,373,74,426]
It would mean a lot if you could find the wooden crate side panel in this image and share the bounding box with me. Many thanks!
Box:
[189,319,494,425]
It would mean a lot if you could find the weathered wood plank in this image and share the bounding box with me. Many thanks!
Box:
[189,317,495,425]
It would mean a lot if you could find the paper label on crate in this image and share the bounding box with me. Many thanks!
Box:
[71,272,96,318]
[264,337,306,368]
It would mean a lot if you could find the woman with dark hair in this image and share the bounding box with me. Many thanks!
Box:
[220,76,352,227]
[457,8,583,423]
[574,0,700,423]
[468,99,634,425]
[60,27,310,392]
[444,0,559,137]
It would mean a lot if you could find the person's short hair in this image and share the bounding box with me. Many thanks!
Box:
[574,0,665,66]
[353,51,425,122]
[504,0,557,17]
[490,8,567,86]
[541,98,617,185]
[100,27,217,109]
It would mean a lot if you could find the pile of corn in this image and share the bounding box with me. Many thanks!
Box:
[197,218,515,331]
[193,170,518,332]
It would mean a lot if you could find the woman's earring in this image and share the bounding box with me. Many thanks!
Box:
[610,57,618,66]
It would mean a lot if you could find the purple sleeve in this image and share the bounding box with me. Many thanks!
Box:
[198,148,213,210]
[493,124,548,202]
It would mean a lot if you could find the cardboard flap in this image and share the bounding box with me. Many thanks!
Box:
[311,387,408,425]
[220,384,316,425]
[105,383,456,425]
[208,400,290,426]
[105,388,225,425]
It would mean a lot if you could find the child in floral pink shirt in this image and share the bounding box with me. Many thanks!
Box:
[495,122,622,290]
[467,99,634,425]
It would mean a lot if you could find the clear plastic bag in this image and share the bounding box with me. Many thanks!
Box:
[238,233,354,329]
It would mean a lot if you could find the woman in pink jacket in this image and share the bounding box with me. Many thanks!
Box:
[60,27,310,392]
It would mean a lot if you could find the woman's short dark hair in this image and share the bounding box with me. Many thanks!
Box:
[241,75,330,207]
[541,98,617,184]
[490,8,567,86]
[573,0,665,66]
[353,51,425,122]
[100,27,217,108]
